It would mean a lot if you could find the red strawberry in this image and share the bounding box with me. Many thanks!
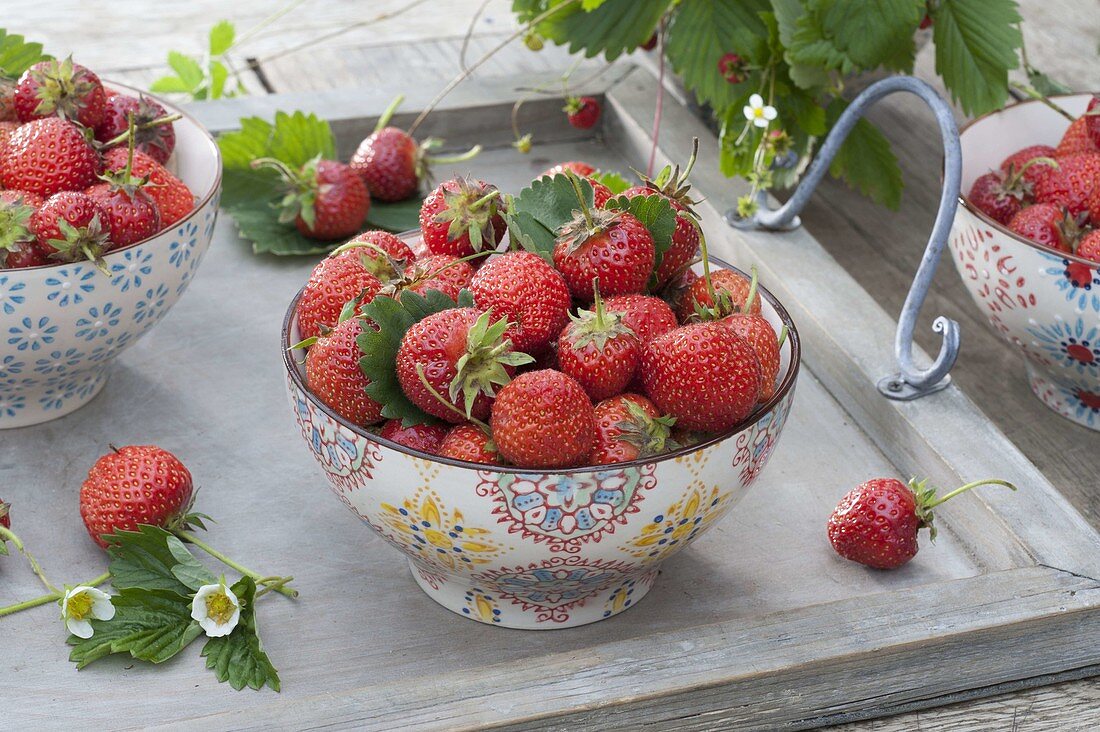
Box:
[396,308,533,423]
[489,369,596,468]
[256,156,369,240]
[419,177,505,257]
[471,251,571,355]
[557,287,641,401]
[1086,96,1100,149]
[84,169,162,248]
[620,159,700,287]
[717,53,747,84]
[351,127,421,202]
[0,119,18,154]
[0,189,44,208]
[438,423,500,464]
[678,268,761,321]
[828,477,1015,569]
[14,58,107,128]
[722,312,781,402]
[1076,230,1100,263]
[641,33,659,51]
[999,144,1058,190]
[604,294,678,343]
[662,267,697,313]
[400,253,474,301]
[95,93,176,164]
[0,191,47,268]
[0,117,102,197]
[539,161,596,178]
[79,445,193,548]
[589,393,676,465]
[103,148,193,227]
[296,250,383,340]
[379,420,447,454]
[590,178,613,208]
[564,96,601,130]
[967,171,1027,224]
[1055,117,1100,158]
[1008,203,1080,252]
[342,230,416,280]
[641,322,761,432]
[305,316,383,426]
[30,191,113,266]
[1033,153,1100,218]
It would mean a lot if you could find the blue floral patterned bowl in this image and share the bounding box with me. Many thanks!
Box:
[951,93,1100,431]
[0,83,221,428]
[282,246,801,629]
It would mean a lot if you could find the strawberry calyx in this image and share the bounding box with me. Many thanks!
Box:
[101,94,177,156]
[1057,209,1090,252]
[991,156,1059,204]
[909,477,1017,541]
[562,96,587,115]
[566,282,636,352]
[557,171,623,254]
[613,399,678,458]
[448,311,534,418]
[96,114,155,199]
[253,154,328,231]
[331,238,412,280]
[47,214,112,274]
[636,137,702,213]
[415,364,493,433]
[24,56,98,121]
[432,177,502,252]
[0,196,37,265]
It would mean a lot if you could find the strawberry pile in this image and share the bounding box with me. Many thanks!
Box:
[0,56,194,271]
[966,95,1100,262]
[294,146,786,469]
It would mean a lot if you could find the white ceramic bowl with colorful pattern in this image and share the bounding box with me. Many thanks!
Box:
[283,249,801,629]
[0,82,221,428]
[950,94,1099,431]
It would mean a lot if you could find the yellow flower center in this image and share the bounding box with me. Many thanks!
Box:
[67,590,94,621]
[753,108,765,118]
[205,591,236,624]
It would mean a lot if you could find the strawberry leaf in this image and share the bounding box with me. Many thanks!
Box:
[201,577,281,692]
[365,197,424,234]
[824,98,903,210]
[104,524,199,597]
[166,535,218,591]
[604,193,676,281]
[931,0,1022,116]
[501,174,595,263]
[0,29,49,80]
[516,0,666,61]
[591,170,631,194]
[67,588,202,668]
[357,289,474,426]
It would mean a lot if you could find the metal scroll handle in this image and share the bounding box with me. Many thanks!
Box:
[726,75,961,401]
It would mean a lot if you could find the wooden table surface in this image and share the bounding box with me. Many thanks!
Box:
[9,1,1100,728]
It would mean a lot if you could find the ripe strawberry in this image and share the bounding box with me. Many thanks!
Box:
[0,189,44,208]
[0,191,47,268]
[589,393,676,465]
[490,369,596,468]
[396,308,533,423]
[539,161,596,178]
[0,117,102,197]
[84,141,162,248]
[342,230,416,280]
[718,53,747,84]
[1086,96,1100,149]
[399,253,475,301]
[722,312,781,402]
[641,322,762,432]
[1033,153,1100,218]
[661,267,697,313]
[999,144,1058,190]
[379,420,447,454]
[0,119,18,153]
[296,250,384,340]
[305,316,383,426]
[590,178,613,208]
[438,423,500,464]
[95,93,176,164]
[604,294,678,343]
[103,148,193,227]
[558,287,641,401]
[1076,230,1100,263]
[678,268,761,321]
[79,445,193,548]
[967,171,1027,224]
[1008,203,1080,252]
[256,156,369,240]
[419,177,505,257]
[1055,116,1099,158]
[827,477,1015,569]
[30,191,113,266]
[471,251,571,355]
[351,127,421,202]
[641,33,658,51]
[14,58,107,128]
[564,96,601,130]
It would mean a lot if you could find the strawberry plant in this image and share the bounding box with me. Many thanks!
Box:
[149,21,246,101]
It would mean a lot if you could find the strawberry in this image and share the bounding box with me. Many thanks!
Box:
[399,253,474,301]
[103,148,193,227]
[342,230,416,280]
[396,308,533,423]
[557,286,641,401]
[0,117,102,197]
[296,250,383,340]
[419,177,505,257]
[30,191,113,266]
[0,191,47,268]
[722,312,781,402]
[554,177,655,301]
[1086,96,1100,149]
[717,53,747,84]
[14,58,107,128]
[564,96,601,130]
[379,420,447,454]
[589,393,676,465]
[999,144,1058,190]
[305,316,383,426]
[967,162,1049,225]
[661,267,697,313]
[604,294,678,343]
[1033,153,1100,219]
[84,136,162,248]
[641,322,762,432]
[0,189,44,208]
[539,161,596,178]
[678,268,761,321]
[79,445,194,548]
[1008,203,1081,253]
[0,119,18,154]
[828,477,1015,569]
[1055,116,1100,158]
[95,93,176,164]
[590,178,613,208]
[470,251,571,355]
[1076,230,1100,263]
[489,369,596,468]
[438,423,500,464]
[255,156,370,240]
[641,33,659,51]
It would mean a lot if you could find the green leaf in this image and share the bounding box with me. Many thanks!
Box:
[591,170,631,194]
[167,51,204,89]
[208,20,236,56]
[365,197,424,233]
[209,60,229,100]
[824,98,903,210]
[519,0,669,61]
[604,193,676,279]
[1027,69,1071,97]
[772,0,831,89]
[0,29,49,79]
[67,588,202,668]
[148,76,193,94]
[358,290,471,426]
[105,524,197,597]
[201,577,280,692]
[931,0,1021,116]
[224,205,332,256]
[167,535,217,591]
[501,174,594,262]
[789,0,923,75]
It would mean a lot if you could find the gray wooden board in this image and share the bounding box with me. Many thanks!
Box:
[1,68,1099,730]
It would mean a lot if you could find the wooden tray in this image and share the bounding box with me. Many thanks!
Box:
[2,66,1098,731]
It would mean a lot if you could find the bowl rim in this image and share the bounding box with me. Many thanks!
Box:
[281,249,802,475]
[957,92,1099,268]
[11,79,223,273]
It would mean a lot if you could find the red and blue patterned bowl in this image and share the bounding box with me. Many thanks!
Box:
[282,245,801,629]
[951,94,1099,431]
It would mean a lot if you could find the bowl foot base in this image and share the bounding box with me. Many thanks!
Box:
[408,560,659,630]
[0,367,110,429]
[1025,364,1100,432]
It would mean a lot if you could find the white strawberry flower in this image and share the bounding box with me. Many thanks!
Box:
[743,94,778,128]
[191,581,240,637]
[61,586,115,639]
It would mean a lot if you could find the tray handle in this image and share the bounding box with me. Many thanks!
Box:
[726,75,961,401]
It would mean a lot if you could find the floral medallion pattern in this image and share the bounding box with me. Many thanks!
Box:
[626,480,732,564]
[733,390,794,485]
[472,556,635,624]
[288,378,384,492]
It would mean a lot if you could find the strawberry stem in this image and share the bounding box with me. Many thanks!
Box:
[0,525,60,594]
[468,189,500,212]
[376,94,404,133]
[565,171,595,229]
[416,364,491,432]
[100,112,182,149]
[692,219,719,307]
[425,144,482,165]
[742,266,759,314]
[927,478,1017,508]
[0,571,110,618]
[173,529,298,598]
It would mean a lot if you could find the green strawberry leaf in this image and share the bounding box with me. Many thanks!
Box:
[166,535,218,591]
[67,588,202,668]
[825,97,903,210]
[208,20,236,57]
[201,577,281,692]
[604,193,676,281]
[365,197,424,234]
[223,205,333,256]
[788,0,923,76]
[590,170,631,194]
[105,524,198,597]
[516,0,666,61]
[357,289,474,426]
[931,0,1022,116]
[501,174,595,263]
[0,29,49,79]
